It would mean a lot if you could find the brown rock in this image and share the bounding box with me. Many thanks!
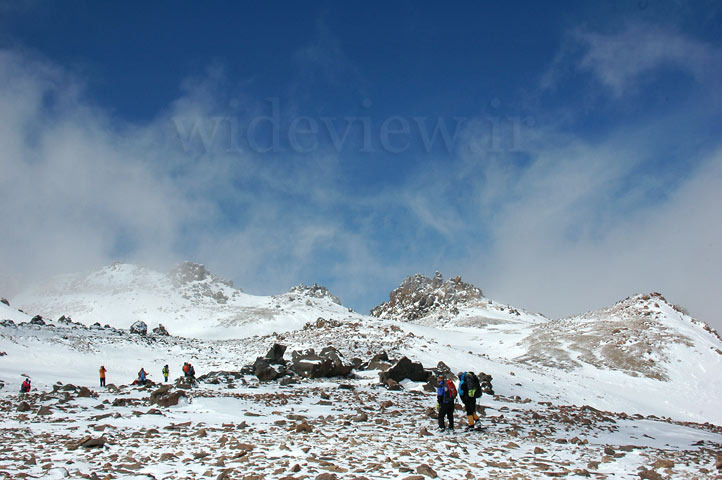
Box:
[716,453,722,470]
[17,401,31,412]
[638,469,663,480]
[79,436,106,449]
[37,406,52,416]
[416,464,437,478]
[315,474,338,480]
[652,459,674,469]
[534,447,546,454]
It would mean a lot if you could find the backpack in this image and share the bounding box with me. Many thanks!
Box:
[446,380,457,400]
[466,372,481,398]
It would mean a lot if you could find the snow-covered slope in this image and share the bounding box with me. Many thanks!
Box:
[11,262,359,339]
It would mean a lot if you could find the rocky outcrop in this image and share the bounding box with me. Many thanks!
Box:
[0,298,9,306]
[30,315,45,326]
[371,272,483,322]
[288,284,342,305]
[129,321,147,335]
[170,262,236,304]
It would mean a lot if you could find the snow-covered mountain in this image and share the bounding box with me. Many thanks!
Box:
[11,262,359,339]
[371,272,722,425]
[2,266,722,478]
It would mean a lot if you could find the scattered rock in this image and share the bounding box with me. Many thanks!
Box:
[416,464,437,478]
[37,406,52,416]
[638,468,663,480]
[78,436,106,449]
[652,459,674,469]
[17,401,31,412]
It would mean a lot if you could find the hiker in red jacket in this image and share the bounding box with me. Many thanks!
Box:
[20,378,31,393]
[436,374,457,432]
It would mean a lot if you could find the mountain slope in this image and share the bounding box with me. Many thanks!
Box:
[11,262,358,339]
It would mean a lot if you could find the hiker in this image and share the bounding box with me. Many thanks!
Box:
[162,364,169,382]
[19,378,31,393]
[458,371,482,430]
[99,365,107,387]
[137,368,147,386]
[436,373,457,432]
[183,362,196,382]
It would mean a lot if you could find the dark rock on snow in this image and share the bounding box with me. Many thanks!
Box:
[129,321,148,335]
[152,324,169,336]
[150,384,187,407]
[379,356,429,383]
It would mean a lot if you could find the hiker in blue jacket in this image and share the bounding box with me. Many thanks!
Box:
[458,371,482,430]
[436,374,456,431]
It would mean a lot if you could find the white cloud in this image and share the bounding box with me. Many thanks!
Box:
[543,22,722,97]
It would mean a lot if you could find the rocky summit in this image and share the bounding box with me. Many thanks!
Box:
[371,272,485,322]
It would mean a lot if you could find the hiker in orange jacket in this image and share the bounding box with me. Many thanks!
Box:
[99,366,107,387]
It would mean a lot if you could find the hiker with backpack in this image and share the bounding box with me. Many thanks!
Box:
[162,364,169,382]
[137,368,147,386]
[182,362,196,385]
[458,371,482,430]
[99,365,107,387]
[436,373,457,432]
[19,377,31,393]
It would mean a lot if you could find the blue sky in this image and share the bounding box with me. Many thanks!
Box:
[1,1,722,328]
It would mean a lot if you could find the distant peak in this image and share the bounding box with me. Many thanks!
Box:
[371,272,484,321]
[288,283,341,305]
[170,261,234,288]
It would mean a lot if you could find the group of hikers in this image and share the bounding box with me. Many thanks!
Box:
[436,371,483,432]
[19,362,198,393]
[98,363,194,387]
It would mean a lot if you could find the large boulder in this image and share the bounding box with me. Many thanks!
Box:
[264,343,287,364]
[0,298,9,306]
[197,370,244,385]
[290,347,353,379]
[478,372,494,395]
[30,315,45,326]
[150,384,187,407]
[253,358,287,382]
[129,321,148,335]
[364,352,393,371]
[379,356,428,383]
